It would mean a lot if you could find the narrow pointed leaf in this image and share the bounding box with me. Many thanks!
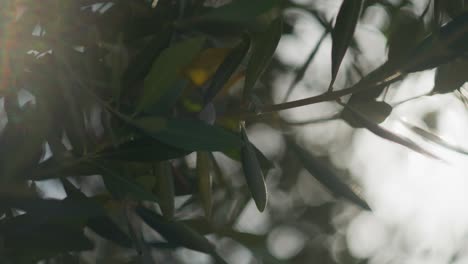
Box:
[123,26,173,86]
[243,17,282,101]
[330,0,363,89]
[341,100,393,128]
[136,37,206,113]
[341,102,442,160]
[197,151,212,217]
[97,162,160,202]
[99,137,190,162]
[60,179,132,248]
[155,162,175,218]
[240,127,267,212]
[400,119,468,155]
[203,35,250,105]
[289,140,370,210]
[135,206,227,263]
[134,117,242,152]
[87,216,133,248]
[200,0,281,23]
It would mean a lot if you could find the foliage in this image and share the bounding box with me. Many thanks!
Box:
[1,0,468,263]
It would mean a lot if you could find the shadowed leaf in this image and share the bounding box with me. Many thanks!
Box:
[97,162,160,202]
[200,0,281,23]
[135,117,242,152]
[60,179,133,248]
[240,127,268,212]
[135,206,227,264]
[155,162,175,219]
[197,151,212,217]
[432,58,468,94]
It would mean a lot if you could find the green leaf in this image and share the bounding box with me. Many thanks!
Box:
[0,195,104,222]
[3,222,93,263]
[149,78,189,114]
[240,127,267,212]
[135,117,242,152]
[107,33,129,105]
[136,36,206,113]
[97,162,160,202]
[135,206,227,263]
[123,26,173,86]
[155,162,175,219]
[341,100,393,128]
[203,35,250,105]
[98,137,190,162]
[196,151,212,218]
[340,102,442,160]
[289,140,370,210]
[0,103,48,181]
[199,0,281,23]
[243,17,282,101]
[432,58,468,94]
[330,0,363,89]
[400,119,468,155]
[87,216,133,248]
[223,141,273,177]
[60,179,133,248]
[446,0,466,18]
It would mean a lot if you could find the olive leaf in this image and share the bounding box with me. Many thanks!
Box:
[330,0,363,90]
[155,161,175,219]
[203,34,250,105]
[136,37,206,114]
[243,17,282,101]
[341,100,393,128]
[288,139,371,210]
[432,58,468,94]
[340,102,442,160]
[136,206,227,264]
[197,151,212,217]
[240,127,268,212]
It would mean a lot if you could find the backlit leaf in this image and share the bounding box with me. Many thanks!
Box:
[289,140,370,210]
[340,102,442,160]
[341,100,393,128]
[136,37,206,113]
[203,35,250,105]
[330,0,363,89]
